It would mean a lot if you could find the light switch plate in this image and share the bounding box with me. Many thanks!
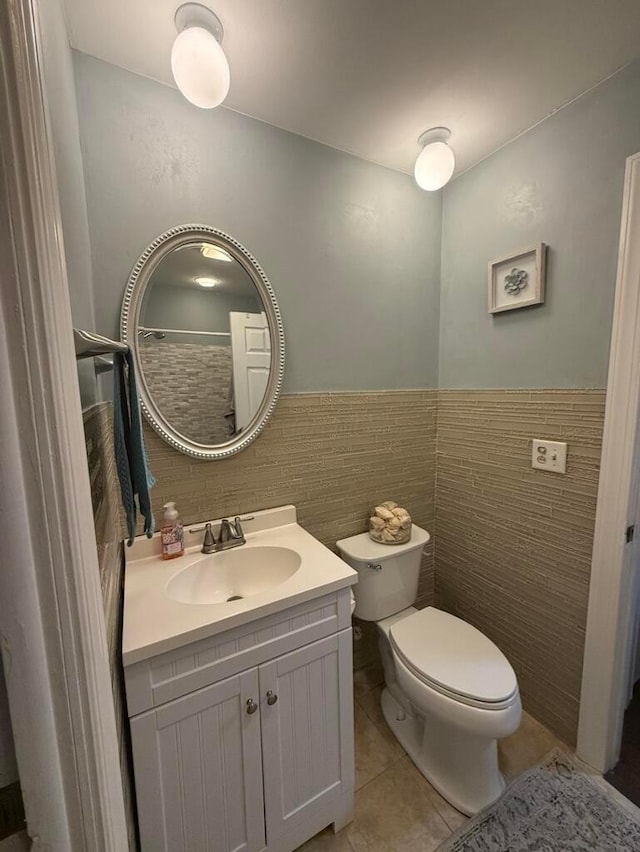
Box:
[532,439,567,474]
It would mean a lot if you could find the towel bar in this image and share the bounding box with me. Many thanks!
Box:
[74,328,128,360]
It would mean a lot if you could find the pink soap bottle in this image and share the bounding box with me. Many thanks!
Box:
[161,501,184,560]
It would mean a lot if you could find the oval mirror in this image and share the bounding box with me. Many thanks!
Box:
[121,225,285,459]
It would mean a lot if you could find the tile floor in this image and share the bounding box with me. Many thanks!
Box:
[297,664,565,852]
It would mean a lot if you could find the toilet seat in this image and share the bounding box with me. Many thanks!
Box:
[389,608,518,710]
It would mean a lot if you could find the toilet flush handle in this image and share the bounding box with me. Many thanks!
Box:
[366,562,382,571]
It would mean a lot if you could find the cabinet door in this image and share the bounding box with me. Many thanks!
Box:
[259,631,354,851]
[130,668,266,852]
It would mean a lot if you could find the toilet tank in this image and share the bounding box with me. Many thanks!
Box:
[336,525,430,621]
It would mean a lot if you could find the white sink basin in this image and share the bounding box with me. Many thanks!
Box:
[166,545,302,605]
[123,505,358,665]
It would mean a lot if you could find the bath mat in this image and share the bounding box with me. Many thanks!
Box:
[436,749,640,851]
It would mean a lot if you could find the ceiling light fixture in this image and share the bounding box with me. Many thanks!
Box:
[171,3,230,109]
[414,127,455,191]
[201,243,233,262]
[195,277,218,288]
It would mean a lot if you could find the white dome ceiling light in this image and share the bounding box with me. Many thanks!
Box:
[201,243,233,262]
[171,3,230,109]
[414,127,455,191]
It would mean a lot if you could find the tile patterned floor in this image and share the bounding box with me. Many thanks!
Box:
[297,664,566,852]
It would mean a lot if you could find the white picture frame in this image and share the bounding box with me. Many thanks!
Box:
[488,243,547,314]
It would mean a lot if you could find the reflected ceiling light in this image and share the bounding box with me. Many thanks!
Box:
[201,242,233,262]
[171,3,230,109]
[414,127,455,191]
[195,276,218,288]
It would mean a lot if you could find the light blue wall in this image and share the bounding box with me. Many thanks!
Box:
[73,52,442,393]
[144,285,262,344]
[73,53,640,394]
[439,60,640,389]
[39,1,98,407]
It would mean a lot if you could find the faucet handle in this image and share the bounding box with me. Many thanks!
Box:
[188,523,212,534]
[202,523,216,551]
[234,515,254,537]
[188,522,217,553]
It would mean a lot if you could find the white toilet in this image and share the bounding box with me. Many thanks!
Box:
[337,525,521,815]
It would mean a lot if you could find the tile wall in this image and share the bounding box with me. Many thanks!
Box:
[83,404,137,851]
[141,390,438,672]
[435,390,606,745]
[85,390,436,771]
[139,340,233,444]
[88,387,604,756]
[141,391,438,608]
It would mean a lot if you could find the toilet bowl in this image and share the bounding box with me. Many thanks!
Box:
[337,526,522,815]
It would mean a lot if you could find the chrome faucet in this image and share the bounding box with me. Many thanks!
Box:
[216,516,254,551]
[188,516,254,554]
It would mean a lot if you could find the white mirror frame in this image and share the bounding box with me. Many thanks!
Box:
[121,224,285,459]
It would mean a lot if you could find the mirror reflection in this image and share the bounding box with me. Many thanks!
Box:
[138,241,271,445]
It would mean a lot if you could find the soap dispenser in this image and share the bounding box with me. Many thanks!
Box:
[161,501,184,560]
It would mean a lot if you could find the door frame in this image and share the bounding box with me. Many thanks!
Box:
[577,151,640,772]
[0,1,128,848]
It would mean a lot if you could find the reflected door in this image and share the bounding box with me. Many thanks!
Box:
[230,312,271,431]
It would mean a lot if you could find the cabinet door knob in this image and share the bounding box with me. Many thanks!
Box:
[246,698,258,715]
[266,690,278,705]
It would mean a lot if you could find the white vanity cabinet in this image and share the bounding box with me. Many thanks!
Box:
[125,588,355,852]
[131,668,266,852]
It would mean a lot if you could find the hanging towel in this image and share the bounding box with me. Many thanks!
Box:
[113,350,156,545]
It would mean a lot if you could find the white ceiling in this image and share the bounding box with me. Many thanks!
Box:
[150,244,260,296]
[63,0,640,177]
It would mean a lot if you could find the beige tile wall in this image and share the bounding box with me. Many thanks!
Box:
[97,387,603,749]
[83,390,436,842]
[83,404,137,852]
[435,390,606,745]
[142,391,438,609]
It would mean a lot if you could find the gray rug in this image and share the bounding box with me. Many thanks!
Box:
[437,750,640,851]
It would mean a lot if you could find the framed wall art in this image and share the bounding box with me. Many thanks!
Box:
[488,243,547,314]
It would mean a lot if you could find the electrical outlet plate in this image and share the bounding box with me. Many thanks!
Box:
[532,439,567,474]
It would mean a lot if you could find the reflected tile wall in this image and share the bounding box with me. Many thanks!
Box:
[139,340,232,444]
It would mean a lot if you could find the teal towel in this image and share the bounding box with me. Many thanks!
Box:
[113,351,156,545]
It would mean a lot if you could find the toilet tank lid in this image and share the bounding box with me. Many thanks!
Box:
[336,525,430,561]
[390,608,517,705]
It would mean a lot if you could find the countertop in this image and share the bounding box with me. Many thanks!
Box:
[122,505,357,666]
